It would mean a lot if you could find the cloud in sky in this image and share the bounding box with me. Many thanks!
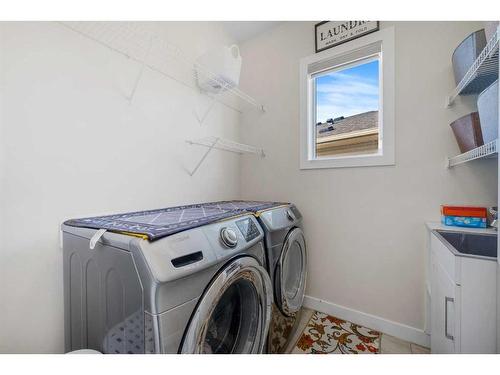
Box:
[315,60,379,122]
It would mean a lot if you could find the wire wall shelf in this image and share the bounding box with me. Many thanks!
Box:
[446,139,498,168]
[59,22,265,113]
[446,28,499,106]
[186,137,265,176]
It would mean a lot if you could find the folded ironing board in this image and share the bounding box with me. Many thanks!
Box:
[64,200,286,241]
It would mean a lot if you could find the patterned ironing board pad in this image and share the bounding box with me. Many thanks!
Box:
[64,200,287,241]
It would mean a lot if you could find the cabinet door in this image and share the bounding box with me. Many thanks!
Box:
[431,260,457,353]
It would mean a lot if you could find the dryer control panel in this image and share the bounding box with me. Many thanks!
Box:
[236,217,260,242]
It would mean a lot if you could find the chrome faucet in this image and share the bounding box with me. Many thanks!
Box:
[489,207,498,230]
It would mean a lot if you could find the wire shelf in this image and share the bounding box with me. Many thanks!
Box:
[446,28,499,106]
[187,136,265,156]
[186,137,265,176]
[447,139,498,168]
[59,22,265,113]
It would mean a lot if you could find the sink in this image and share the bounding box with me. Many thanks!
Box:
[434,230,497,259]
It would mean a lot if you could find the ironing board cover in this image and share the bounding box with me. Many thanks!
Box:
[64,200,287,241]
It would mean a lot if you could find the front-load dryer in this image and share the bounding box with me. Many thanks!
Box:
[62,209,272,354]
[219,202,308,353]
[258,204,307,353]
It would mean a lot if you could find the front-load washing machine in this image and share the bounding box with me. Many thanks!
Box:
[62,205,273,354]
[216,201,307,353]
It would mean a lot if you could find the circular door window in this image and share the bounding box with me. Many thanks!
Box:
[203,278,258,353]
[276,228,307,316]
[180,257,272,354]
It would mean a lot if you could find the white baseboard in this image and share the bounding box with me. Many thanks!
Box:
[303,295,430,348]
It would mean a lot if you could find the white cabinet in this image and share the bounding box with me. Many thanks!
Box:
[429,230,497,353]
[431,260,458,353]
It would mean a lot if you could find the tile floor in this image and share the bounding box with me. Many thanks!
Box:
[380,334,430,354]
[287,308,430,354]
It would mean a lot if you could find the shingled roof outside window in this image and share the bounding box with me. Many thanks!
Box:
[315,111,379,157]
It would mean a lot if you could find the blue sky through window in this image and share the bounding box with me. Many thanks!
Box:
[315,59,379,123]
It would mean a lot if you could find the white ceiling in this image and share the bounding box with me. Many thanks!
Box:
[222,21,282,43]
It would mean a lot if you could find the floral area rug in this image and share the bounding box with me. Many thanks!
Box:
[269,305,296,353]
[292,311,381,354]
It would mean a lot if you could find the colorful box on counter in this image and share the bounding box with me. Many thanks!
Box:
[441,205,488,228]
[441,215,487,228]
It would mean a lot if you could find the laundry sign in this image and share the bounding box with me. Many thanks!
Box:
[315,21,379,52]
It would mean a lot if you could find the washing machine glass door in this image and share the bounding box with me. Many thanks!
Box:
[276,227,307,316]
[180,256,272,354]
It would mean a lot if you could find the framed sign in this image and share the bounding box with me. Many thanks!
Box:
[315,21,379,53]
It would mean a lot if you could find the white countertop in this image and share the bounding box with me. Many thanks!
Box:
[426,221,497,235]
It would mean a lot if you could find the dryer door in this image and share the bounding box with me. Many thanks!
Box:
[275,228,307,316]
[180,256,272,354]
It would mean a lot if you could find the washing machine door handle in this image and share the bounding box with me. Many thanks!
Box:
[179,256,272,354]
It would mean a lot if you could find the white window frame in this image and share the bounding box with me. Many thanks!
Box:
[300,26,395,169]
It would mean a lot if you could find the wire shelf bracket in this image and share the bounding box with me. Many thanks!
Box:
[446,27,499,107]
[186,136,265,176]
[127,35,154,104]
[193,82,230,125]
[446,139,498,168]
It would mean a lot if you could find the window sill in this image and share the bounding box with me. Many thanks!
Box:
[300,152,395,170]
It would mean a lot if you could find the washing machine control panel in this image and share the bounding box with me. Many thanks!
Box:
[236,217,260,242]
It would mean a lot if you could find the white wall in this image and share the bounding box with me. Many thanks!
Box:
[238,22,497,335]
[0,22,241,353]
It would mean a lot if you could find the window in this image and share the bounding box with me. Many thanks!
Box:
[300,27,394,169]
[315,57,380,158]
